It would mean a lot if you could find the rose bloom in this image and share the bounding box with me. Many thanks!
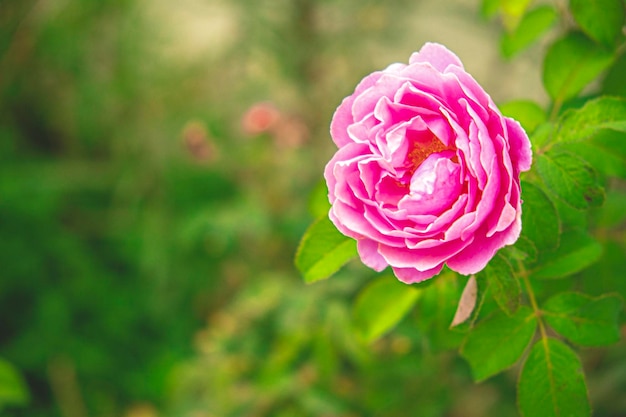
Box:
[324,43,532,283]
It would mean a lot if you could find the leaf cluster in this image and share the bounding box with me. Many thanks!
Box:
[296,1,626,416]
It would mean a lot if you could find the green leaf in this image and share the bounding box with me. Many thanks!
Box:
[295,217,357,283]
[543,292,623,346]
[570,0,625,47]
[481,0,501,18]
[536,152,604,209]
[520,181,560,251]
[353,276,422,343]
[542,32,614,102]
[603,52,626,97]
[460,306,536,382]
[518,338,590,417]
[481,253,520,316]
[500,0,533,30]
[567,130,626,179]
[500,5,557,58]
[555,96,626,144]
[308,180,331,219]
[504,235,538,263]
[529,121,555,150]
[0,358,29,408]
[499,100,546,133]
[416,272,466,350]
[531,229,602,279]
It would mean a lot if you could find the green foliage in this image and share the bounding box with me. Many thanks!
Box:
[4,0,626,416]
[542,32,614,102]
[0,359,29,410]
[294,2,626,417]
[531,229,603,279]
[481,253,520,316]
[555,96,626,144]
[352,276,422,342]
[500,5,557,58]
[460,306,536,382]
[519,181,560,250]
[536,152,604,209]
[543,292,623,346]
[518,338,590,417]
[570,0,625,47]
[295,217,358,283]
[499,100,546,133]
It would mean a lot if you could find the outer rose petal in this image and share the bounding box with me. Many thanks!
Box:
[326,43,532,283]
[409,42,464,72]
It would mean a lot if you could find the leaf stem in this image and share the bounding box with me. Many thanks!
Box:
[518,261,547,340]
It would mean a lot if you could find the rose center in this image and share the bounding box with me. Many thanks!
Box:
[406,135,455,175]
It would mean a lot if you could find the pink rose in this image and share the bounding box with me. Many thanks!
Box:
[324,43,532,283]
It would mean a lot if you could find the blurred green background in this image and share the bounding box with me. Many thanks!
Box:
[1,1,624,416]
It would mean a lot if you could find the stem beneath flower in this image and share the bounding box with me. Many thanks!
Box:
[518,260,547,341]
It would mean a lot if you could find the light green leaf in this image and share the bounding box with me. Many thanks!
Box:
[543,292,623,346]
[308,180,331,219]
[481,253,520,316]
[520,181,560,251]
[570,0,625,47]
[504,235,538,263]
[481,0,501,18]
[518,338,590,417]
[536,152,604,209]
[353,276,422,343]
[500,5,557,58]
[460,306,536,382]
[531,229,602,279]
[500,0,533,30]
[0,358,29,408]
[542,32,614,102]
[529,121,555,150]
[555,96,626,144]
[499,100,546,133]
[295,217,357,283]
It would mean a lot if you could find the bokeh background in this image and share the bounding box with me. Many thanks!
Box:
[2,1,624,416]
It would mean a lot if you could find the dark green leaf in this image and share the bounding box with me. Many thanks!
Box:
[518,338,590,417]
[499,100,546,133]
[520,181,560,251]
[500,6,557,58]
[416,272,466,350]
[295,217,357,283]
[460,306,536,382]
[531,229,602,279]
[542,32,613,102]
[536,152,604,209]
[353,276,422,342]
[603,52,626,97]
[555,96,626,144]
[481,253,520,315]
[0,358,29,408]
[567,130,626,179]
[570,0,625,47]
[543,292,623,346]
[592,188,626,228]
